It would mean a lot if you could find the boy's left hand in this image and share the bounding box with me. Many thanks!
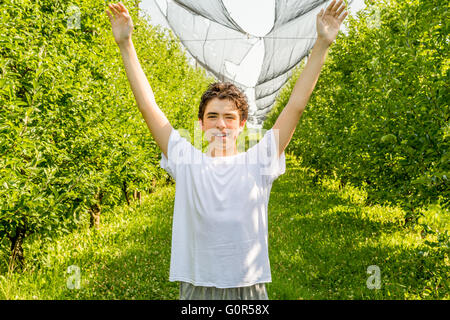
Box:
[316,0,348,47]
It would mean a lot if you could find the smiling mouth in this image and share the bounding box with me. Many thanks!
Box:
[213,133,228,137]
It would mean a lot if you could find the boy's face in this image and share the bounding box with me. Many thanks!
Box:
[198,97,246,154]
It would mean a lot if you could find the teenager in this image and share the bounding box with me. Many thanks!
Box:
[106,0,348,300]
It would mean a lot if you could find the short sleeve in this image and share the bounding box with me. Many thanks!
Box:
[159,128,192,181]
[250,128,286,185]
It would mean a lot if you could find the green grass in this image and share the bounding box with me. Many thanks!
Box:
[0,185,178,300]
[0,154,448,299]
[267,155,449,300]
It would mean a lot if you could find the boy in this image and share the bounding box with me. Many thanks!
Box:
[106,0,348,300]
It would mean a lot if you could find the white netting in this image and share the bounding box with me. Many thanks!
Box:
[155,0,354,126]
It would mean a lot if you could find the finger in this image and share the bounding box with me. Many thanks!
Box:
[115,3,128,17]
[330,0,341,13]
[325,0,336,13]
[338,10,348,23]
[335,2,346,17]
[317,8,324,18]
[114,2,124,12]
[112,3,122,12]
[331,0,343,13]
[118,2,129,14]
[108,4,118,17]
[108,3,120,16]
[105,8,114,22]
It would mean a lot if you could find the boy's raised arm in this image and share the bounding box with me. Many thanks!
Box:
[272,0,348,157]
[106,2,172,158]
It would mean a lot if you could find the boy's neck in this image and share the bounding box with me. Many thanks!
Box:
[206,146,239,157]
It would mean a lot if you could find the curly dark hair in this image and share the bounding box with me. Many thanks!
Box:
[198,82,248,122]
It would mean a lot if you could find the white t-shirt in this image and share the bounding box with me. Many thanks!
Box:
[160,127,286,288]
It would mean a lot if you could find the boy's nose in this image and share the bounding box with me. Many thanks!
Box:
[216,117,226,129]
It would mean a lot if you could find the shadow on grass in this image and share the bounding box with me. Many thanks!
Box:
[2,157,446,300]
[266,156,448,300]
[49,186,179,300]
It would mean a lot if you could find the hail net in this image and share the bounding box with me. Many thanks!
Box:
[155,0,353,127]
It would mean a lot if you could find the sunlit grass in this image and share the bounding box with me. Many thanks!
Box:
[267,154,449,300]
[0,185,178,300]
[0,154,448,300]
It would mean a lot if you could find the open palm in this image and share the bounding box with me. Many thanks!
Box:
[316,0,348,46]
[106,2,134,45]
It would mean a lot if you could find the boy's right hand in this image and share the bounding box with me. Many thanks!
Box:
[106,2,134,46]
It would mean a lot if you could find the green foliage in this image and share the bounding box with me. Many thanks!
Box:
[0,0,211,267]
[1,155,447,299]
[264,0,449,223]
[0,185,178,299]
[268,155,448,300]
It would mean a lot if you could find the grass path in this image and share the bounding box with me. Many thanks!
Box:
[267,155,448,299]
[1,154,448,299]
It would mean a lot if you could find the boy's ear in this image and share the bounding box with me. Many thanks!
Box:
[239,119,246,132]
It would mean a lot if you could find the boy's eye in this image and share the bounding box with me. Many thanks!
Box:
[208,115,235,119]
[207,115,235,120]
